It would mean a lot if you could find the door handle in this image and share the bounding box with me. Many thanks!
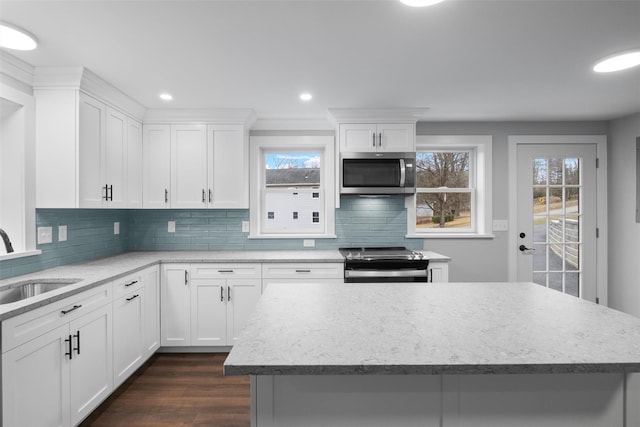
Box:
[519,244,535,253]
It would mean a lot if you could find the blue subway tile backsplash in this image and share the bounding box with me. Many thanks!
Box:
[0,196,420,280]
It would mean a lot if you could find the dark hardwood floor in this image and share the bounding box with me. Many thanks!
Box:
[80,353,250,427]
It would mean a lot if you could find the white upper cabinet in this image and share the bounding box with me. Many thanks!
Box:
[339,123,415,153]
[142,122,249,209]
[34,68,145,208]
[126,118,143,208]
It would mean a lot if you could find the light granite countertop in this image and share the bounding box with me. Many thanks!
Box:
[224,282,640,376]
[0,250,449,320]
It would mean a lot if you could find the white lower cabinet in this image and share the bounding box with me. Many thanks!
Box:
[112,266,160,388]
[161,263,261,347]
[261,262,344,289]
[428,260,449,282]
[2,284,113,427]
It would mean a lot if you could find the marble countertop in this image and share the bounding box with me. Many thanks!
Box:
[224,282,640,376]
[0,249,449,320]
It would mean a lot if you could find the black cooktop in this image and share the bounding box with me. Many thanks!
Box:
[338,247,424,261]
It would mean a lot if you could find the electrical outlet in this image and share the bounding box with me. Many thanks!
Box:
[168,221,176,233]
[114,222,120,235]
[37,226,53,244]
[493,220,509,232]
[58,225,67,242]
[303,239,315,248]
[242,221,250,233]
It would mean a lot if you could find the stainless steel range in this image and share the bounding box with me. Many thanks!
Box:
[338,247,429,283]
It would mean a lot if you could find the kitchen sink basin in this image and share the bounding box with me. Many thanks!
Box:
[0,279,82,305]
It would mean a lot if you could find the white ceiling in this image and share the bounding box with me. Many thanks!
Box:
[2,0,639,122]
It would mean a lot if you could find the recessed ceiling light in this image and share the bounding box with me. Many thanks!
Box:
[593,50,640,73]
[398,0,445,7]
[0,21,38,51]
[300,92,313,102]
[159,93,173,101]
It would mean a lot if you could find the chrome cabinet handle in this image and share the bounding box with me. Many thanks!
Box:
[165,189,169,203]
[126,294,139,301]
[227,286,231,301]
[372,132,376,148]
[61,304,82,315]
[184,270,189,285]
[209,189,212,203]
[218,270,234,273]
[378,132,382,147]
[202,189,206,203]
[295,269,311,273]
[220,286,224,302]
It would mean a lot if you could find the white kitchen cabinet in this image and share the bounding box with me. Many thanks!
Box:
[35,89,142,208]
[143,124,172,208]
[339,123,415,153]
[142,123,249,209]
[428,260,449,282]
[2,283,113,427]
[171,124,209,208]
[262,262,344,289]
[112,272,145,388]
[126,118,143,208]
[141,266,161,357]
[161,263,261,346]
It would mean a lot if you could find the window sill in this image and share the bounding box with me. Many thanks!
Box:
[0,250,42,261]
[406,233,495,239]
[248,234,337,239]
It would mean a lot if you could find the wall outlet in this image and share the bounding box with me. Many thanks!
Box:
[168,221,176,233]
[493,219,509,232]
[242,221,250,233]
[303,239,315,248]
[37,226,53,244]
[114,222,120,235]
[58,225,67,242]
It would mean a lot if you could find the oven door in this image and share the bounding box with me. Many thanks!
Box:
[344,260,429,283]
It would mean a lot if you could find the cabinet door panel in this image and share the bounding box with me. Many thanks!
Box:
[105,107,127,207]
[191,278,227,345]
[143,125,171,208]
[126,118,143,208]
[79,94,106,208]
[171,125,208,208]
[339,123,377,152]
[113,289,144,387]
[2,324,70,427]
[68,303,113,426]
[227,279,262,344]
[378,123,414,152]
[210,125,248,208]
[161,265,191,346]
[142,266,161,356]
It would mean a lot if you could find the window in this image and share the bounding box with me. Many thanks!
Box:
[407,135,492,238]
[249,135,335,238]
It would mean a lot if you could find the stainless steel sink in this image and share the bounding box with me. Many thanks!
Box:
[0,279,82,305]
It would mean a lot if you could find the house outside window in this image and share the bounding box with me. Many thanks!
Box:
[407,135,492,238]
[249,135,335,238]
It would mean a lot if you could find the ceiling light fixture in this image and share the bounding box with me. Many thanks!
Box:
[398,0,446,7]
[159,93,173,101]
[0,21,38,51]
[300,92,313,102]
[593,50,640,73]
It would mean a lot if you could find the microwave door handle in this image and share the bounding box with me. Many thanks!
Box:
[399,158,406,186]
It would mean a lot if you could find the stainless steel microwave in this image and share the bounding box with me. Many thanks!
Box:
[340,152,416,195]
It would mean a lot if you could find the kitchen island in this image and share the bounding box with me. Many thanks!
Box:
[224,282,640,427]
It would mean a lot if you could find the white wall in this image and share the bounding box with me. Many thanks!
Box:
[608,113,640,317]
[416,121,609,282]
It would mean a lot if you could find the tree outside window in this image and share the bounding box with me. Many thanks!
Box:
[416,151,473,229]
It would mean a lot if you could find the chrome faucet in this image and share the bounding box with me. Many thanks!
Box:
[0,228,14,253]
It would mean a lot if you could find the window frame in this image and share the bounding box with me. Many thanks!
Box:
[249,135,336,239]
[406,135,493,238]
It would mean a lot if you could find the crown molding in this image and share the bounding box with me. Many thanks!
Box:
[33,66,146,121]
[144,108,257,127]
[0,51,35,93]
[251,118,334,131]
[327,107,430,126]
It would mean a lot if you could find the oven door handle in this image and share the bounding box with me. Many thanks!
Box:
[345,269,427,279]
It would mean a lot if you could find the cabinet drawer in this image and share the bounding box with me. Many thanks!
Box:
[262,263,343,279]
[2,283,112,353]
[190,263,261,279]
[112,272,144,298]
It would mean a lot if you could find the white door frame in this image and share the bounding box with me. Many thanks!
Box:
[507,135,608,305]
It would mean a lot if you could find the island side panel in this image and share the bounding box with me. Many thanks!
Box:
[255,375,442,427]
[628,373,640,425]
[443,373,626,427]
